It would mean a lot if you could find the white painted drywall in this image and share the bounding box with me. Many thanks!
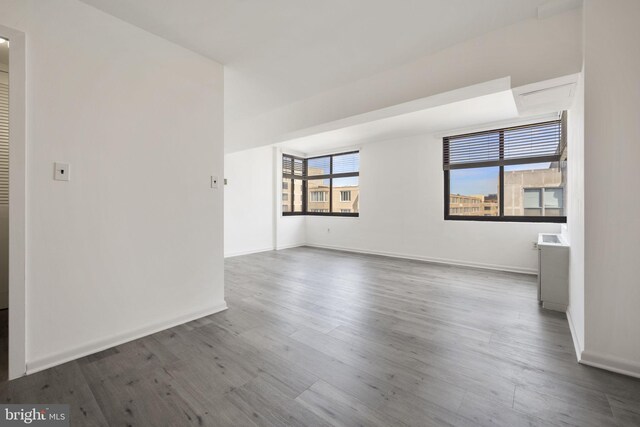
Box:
[224,146,307,256]
[564,71,585,356]
[227,8,583,152]
[305,134,561,274]
[0,0,225,372]
[224,146,275,257]
[277,216,306,250]
[582,0,640,375]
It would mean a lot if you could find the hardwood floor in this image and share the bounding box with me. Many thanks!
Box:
[1,246,639,426]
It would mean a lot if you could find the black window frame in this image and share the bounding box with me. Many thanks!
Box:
[443,116,567,223]
[282,151,359,217]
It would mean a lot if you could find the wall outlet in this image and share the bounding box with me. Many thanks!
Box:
[211,176,218,189]
[54,162,70,181]
[532,241,538,250]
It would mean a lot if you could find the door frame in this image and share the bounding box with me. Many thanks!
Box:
[0,23,27,380]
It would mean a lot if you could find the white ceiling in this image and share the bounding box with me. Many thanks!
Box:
[277,74,576,156]
[79,0,566,122]
[279,91,520,155]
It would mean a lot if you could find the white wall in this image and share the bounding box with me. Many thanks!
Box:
[565,71,585,356]
[227,9,583,152]
[277,216,306,250]
[581,0,640,376]
[224,146,274,257]
[224,146,307,256]
[0,0,225,374]
[305,134,561,274]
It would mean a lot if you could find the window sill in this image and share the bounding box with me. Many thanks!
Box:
[283,212,359,217]
[445,215,566,223]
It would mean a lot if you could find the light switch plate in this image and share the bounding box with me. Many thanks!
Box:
[54,162,70,181]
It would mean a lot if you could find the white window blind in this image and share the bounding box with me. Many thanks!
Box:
[0,81,8,205]
[443,120,563,170]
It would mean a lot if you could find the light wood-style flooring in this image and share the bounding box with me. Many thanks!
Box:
[0,247,639,426]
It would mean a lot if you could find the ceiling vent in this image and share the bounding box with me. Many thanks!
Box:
[512,74,579,114]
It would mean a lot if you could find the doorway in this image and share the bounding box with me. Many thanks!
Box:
[0,35,8,379]
[0,23,26,381]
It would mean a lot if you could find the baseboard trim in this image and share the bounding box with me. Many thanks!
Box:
[224,243,306,257]
[542,301,567,312]
[305,244,537,275]
[566,307,583,362]
[276,243,306,251]
[225,247,274,258]
[26,302,228,376]
[580,350,640,379]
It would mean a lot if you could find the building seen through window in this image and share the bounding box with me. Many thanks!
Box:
[282,152,359,216]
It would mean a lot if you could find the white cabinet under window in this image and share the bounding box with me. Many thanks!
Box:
[537,233,569,312]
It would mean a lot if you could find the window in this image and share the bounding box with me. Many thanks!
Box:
[443,115,567,223]
[522,187,564,216]
[332,177,358,214]
[281,178,291,213]
[310,191,328,202]
[523,188,542,216]
[504,162,565,218]
[307,179,330,212]
[448,167,499,218]
[282,151,359,216]
[292,179,304,213]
